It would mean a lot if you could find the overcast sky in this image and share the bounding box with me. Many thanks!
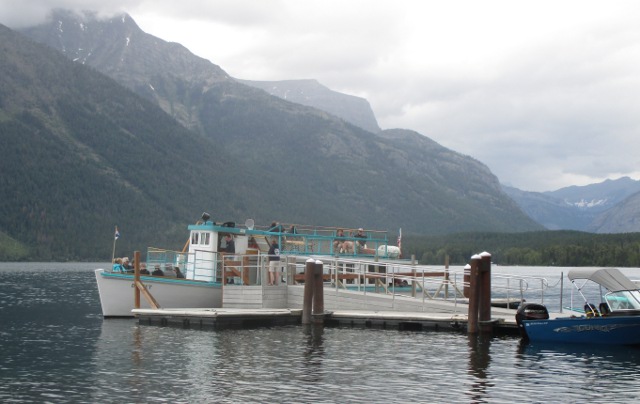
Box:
[3,1,640,192]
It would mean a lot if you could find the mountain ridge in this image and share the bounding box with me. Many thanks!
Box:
[236,78,381,134]
[503,177,640,233]
[0,11,544,260]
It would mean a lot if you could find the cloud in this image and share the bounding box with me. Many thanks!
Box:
[0,0,134,27]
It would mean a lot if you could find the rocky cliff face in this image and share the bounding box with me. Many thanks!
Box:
[237,78,381,134]
[587,190,640,233]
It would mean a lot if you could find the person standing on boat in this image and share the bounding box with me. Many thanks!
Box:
[222,234,235,253]
[267,238,280,286]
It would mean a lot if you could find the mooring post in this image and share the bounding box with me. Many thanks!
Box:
[463,263,471,298]
[411,254,417,298]
[444,254,450,298]
[134,250,141,309]
[467,254,481,334]
[374,255,380,293]
[479,252,492,334]
[312,260,325,325]
[302,258,315,325]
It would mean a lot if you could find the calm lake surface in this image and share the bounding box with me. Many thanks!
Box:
[1,263,640,403]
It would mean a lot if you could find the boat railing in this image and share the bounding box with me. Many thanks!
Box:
[261,228,394,258]
[144,249,552,309]
[147,247,217,282]
[489,273,550,304]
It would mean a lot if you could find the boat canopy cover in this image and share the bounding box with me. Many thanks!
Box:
[567,268,638,292]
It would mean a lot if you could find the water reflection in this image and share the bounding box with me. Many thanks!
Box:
[466,334,493,403]
[4,263,640,403]
[301,324,325,382]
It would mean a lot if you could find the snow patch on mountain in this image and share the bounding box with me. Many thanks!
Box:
[567,198,609,209]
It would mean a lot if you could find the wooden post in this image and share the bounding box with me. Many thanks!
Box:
[132,250,160,310]
[411,254,417,298]
[134,250,141,309]
[374,256,380,293]
[444,254,450,298]
[467,255,481,334]
[302,258,315,325]
[479,252,492,334]
[463,264,471,298]
[312,260,324,325]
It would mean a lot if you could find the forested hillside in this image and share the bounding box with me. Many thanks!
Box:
[404,231,640,267]
[0,24,246,260]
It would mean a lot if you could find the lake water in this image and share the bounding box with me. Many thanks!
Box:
[1,263,640,403]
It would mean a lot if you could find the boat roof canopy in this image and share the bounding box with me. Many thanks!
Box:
[567,268,638,292]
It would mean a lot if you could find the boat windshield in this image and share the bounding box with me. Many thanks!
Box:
[605,290,640,311]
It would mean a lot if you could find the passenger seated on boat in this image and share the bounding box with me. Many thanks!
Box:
[354,228,367,252]
[112,258,124,273]
[139,263,150,275]
[393,278,409,287]
[338,229,359,254]
[268,222,284,233]
[333,229,346,253]
[599,302,611,316]
[122,257,133,272]
[584,303,600,317]
[174,266,185,279]
[152,265,164,276]
[353,228,377,255]
[164,263,177,277]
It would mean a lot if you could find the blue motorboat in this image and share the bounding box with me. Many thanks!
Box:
[516,268,640,345]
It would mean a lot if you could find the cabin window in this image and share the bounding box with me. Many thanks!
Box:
[191,232,211,246]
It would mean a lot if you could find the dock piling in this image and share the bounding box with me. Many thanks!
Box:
[302,258,315,325]
[134,251,140,309]
[467,255,481,334]
[479,252,492,334]
[312,260,325,325]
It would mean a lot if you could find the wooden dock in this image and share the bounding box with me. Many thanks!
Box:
[134,308,302,329]
[133,307,522,335]
[129,253,553,336]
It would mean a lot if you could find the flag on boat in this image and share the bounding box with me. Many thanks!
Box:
[397,228,402,249]
[114,226,120,240]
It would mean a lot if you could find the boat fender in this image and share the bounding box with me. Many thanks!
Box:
[515,303,549,339]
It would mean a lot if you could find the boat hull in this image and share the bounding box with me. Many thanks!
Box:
[95,269,222,317]
[521,315,640,345]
